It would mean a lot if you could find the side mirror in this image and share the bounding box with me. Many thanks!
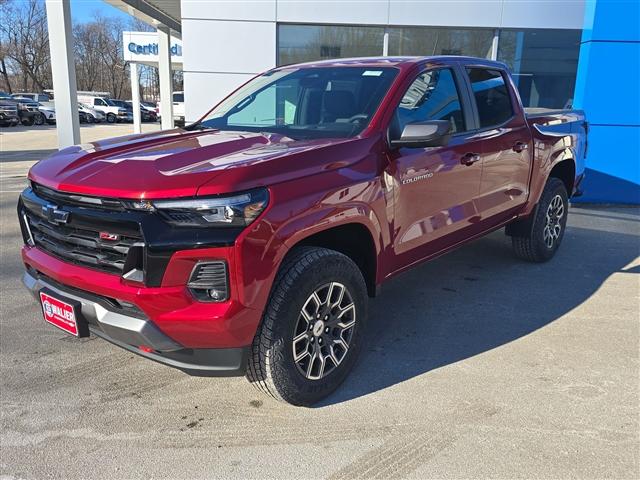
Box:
[390,120,452,148]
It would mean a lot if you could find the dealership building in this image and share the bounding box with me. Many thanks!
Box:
[46,0,639,203]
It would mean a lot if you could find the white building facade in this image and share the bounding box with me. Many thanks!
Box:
[180,0,586,123]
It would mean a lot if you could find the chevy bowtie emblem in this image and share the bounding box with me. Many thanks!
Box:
[99,232,120,241]
[42,204,70,224]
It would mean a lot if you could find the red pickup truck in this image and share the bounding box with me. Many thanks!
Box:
[19,57,587,405]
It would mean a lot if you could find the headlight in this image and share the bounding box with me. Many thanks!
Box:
[126,189,269,227]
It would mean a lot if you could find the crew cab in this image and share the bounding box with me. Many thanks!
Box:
[18,57,586,405]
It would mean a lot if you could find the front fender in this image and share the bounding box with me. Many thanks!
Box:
[234,180,386,314]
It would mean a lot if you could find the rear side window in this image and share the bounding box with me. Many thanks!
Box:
[466,68,513,128]
[394,68,466,134]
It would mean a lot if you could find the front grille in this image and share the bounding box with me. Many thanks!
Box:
[24,211,142,275]
[32,183,125,211]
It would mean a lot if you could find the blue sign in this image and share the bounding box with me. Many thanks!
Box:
[128,42,182,57]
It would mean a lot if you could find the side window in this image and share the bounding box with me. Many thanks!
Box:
[394,68,466,136]
[94,99,104,106]
[466,68,513,128]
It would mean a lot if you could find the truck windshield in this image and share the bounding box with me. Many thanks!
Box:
[194,67,398,139]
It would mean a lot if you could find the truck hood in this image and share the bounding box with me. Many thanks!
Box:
[28,128,372,199]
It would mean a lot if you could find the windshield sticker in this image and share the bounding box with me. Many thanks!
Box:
[362,70,383,77]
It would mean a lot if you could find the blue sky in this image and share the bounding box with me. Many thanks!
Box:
[70,0,132,24]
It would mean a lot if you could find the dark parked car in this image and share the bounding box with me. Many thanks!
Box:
[0,99,19,127]
[1,97,40,126]
[18,56,587,405]
[113,99,158,122]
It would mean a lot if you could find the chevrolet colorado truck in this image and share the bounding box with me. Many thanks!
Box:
[18,57,587,405]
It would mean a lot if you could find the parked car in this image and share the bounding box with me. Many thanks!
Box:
[125,100,158,122]
[114,99,157,122]
[0,99,19,127]
[17,56,587,405]
[78,103,105,123]
[3,97,40,126]
[77,94,130,123]
[157,91,184,125]
[35,103,56,125]
[141,100,157,111]
[11,92,51,103]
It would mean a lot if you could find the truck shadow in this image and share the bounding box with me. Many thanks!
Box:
[320,209,639,406]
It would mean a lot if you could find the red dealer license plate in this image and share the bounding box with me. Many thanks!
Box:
[40,291,79,336]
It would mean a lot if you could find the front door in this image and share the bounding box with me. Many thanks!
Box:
[387,67,484,271]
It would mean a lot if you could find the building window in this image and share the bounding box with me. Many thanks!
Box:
[498,29,581,109]
[278,24,386,66]
[276,24,582,112]
[387,27,494,59]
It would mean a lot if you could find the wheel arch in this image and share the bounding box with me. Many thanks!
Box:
[548,157,576,197]
[291,222,379,297]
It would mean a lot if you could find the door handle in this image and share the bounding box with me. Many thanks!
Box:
[461,153,481,166]
[513,141,529,153]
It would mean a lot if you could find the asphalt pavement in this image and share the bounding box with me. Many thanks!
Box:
[1,128,639,479]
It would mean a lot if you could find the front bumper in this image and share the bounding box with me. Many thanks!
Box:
[0,113,19,124]
[22,268,249,376]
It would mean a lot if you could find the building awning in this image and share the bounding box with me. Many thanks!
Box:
[105,0,181,34]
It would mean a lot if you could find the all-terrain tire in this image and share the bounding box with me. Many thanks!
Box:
[246,247,368,406]
[512,177,569,262]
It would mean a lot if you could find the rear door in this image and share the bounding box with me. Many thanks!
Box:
[387,66,485,270]
[463,67,531,220]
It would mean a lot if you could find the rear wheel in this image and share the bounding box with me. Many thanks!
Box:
[512,177,569,262]
[246,247,367,406]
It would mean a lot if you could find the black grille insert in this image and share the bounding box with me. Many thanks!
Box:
[25,212,142,275]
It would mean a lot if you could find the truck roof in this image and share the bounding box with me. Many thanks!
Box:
[276,55,508,70]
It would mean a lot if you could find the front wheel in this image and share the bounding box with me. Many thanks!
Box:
[511,177,569,262]
[246,247,368,406]
[34,113,45,125]
[106,113,116,123]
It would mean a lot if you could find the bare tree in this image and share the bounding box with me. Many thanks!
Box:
[0,0,51,92]
[0,1,176,101]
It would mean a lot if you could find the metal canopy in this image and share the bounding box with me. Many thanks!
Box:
[105,0,181,34]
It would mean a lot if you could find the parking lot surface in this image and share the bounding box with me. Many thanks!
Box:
[1,128,639,479]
